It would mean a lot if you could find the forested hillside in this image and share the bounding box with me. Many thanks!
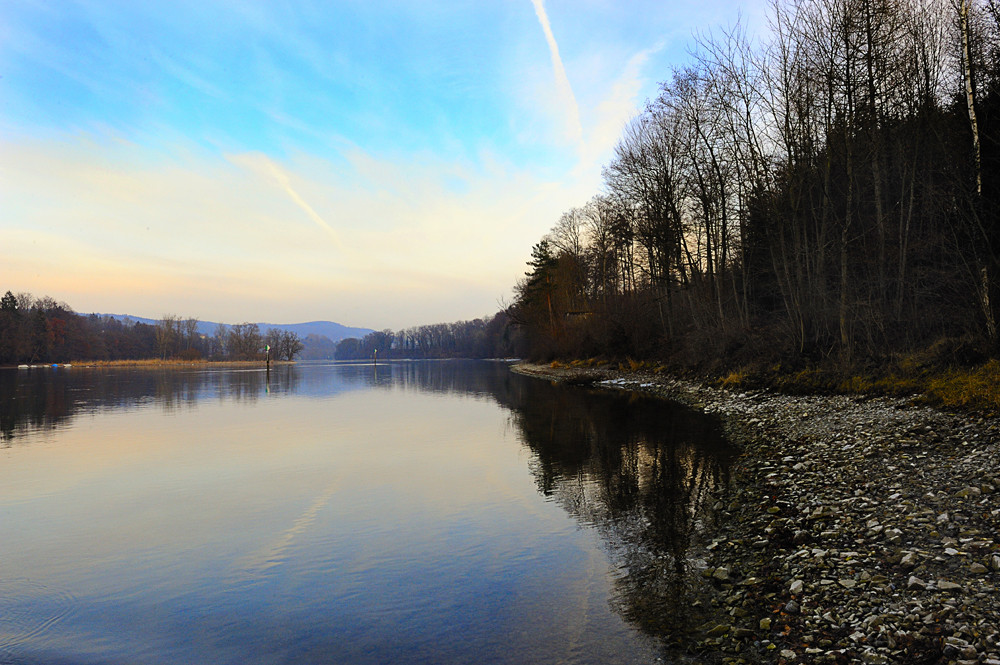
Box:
[506,0,1000,370]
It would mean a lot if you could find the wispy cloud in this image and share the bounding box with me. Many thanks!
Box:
[260,156,343,249]
[576,41,664,172]
[0,134,596,327]
[0,2,763,328]
[529,0,583,145]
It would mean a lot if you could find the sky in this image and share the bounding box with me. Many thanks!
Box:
[0,0,767,330]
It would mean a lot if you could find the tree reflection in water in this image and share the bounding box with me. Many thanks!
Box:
[1,360,734,648]
[0,364,300,443]
[502,376,736,644]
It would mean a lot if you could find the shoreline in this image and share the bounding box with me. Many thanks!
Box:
[513,363,1000,664]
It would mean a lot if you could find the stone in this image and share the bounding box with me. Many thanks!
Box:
[937,580,962,591]
[713,567,731,581]
[785,600,800,614]
[971,562,988,574]
[839,578,857,589]
[760,617,772,630]
[705,623,731,637]
[790,579,804,595]
[900,552,918,567]
[907,576,927,590]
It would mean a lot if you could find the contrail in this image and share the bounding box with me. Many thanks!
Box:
[264,158,343,249]
[530,0,583,144]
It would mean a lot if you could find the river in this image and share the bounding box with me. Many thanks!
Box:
[0,360,733,664]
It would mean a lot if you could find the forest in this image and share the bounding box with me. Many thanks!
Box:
[504,0,1000,373]
[331,314,515,360]
[0,291,304,364]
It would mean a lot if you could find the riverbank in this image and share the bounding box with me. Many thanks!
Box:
[513,363,1000,665]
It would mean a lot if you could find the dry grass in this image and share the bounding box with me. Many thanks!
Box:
[546,335,1000,416]
[923,360,1000,414]
[719,371,745,389]
[752,358,1000,415]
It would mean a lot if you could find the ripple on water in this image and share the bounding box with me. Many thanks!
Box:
[0,579,78,657]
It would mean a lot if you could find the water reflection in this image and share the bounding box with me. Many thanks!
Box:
[499,378,735,643]
[0,361,519,443]
[0,360,733,657]
[0,365,302,442]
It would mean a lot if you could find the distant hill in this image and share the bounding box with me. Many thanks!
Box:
[95,314,373,343]
[256,320,374,342]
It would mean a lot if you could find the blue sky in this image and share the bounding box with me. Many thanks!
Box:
[1,0,767,329]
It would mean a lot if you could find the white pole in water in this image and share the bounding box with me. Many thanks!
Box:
[373,348,378,365]
[266,344,270,370]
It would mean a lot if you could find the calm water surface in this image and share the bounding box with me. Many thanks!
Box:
[0,361,733,664]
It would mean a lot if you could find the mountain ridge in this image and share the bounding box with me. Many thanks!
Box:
[94,314,374,343]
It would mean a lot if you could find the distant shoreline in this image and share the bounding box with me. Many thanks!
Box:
[4,359,297,369]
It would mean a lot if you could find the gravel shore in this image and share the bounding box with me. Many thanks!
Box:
[512,363,1000,665]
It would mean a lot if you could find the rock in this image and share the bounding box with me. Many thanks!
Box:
[810,506,834,519]
[760,617,772,630]
[900,552,918,567]
[971,562,988,574]
[937,580,962,591]
[705,623,731,637]
[790,579,804,595]
[785,600,800,614]
[838,578,857,589]
[907,576,927,590]
[713,567,731,581]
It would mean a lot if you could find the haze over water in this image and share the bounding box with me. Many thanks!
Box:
[0,361,732,664]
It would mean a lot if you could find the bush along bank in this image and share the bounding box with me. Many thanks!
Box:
[513,363,1000,665]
